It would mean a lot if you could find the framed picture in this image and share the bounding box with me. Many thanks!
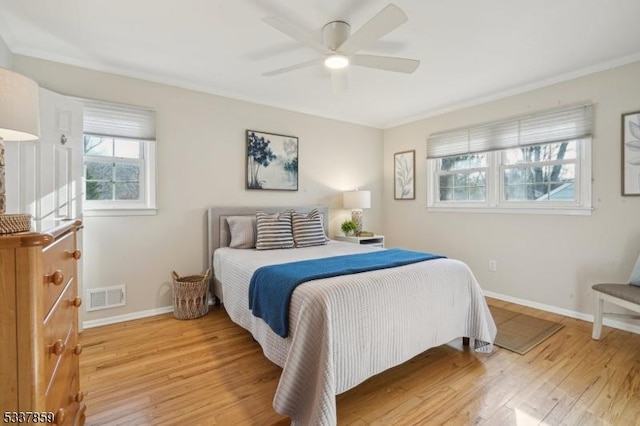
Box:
[246,130,298,191]
[394,150,415,200]
[622,110,640,196]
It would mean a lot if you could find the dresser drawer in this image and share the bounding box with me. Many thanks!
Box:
[43,231,79,314]
[45,348,82,426]
[43,279,80,390]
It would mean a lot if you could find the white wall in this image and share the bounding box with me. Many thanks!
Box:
[0,34,12,69]
[12,55,384,322]
[383,61,640,323]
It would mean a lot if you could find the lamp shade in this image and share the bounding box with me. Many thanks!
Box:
[0,68,40,141]
[0,69,40,231]
[343,190,371,209]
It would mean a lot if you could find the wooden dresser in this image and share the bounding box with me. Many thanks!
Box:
[0,220,85,425]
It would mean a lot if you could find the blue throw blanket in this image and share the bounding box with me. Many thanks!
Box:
[248,249,445,337]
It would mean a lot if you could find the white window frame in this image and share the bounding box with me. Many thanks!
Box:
[426,105,593,216]
[81,100,157,216]
[83,138,157,216]
[432,154,490,206]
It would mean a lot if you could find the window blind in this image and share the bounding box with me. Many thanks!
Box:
[83,100,156,140]
[427,104,592,159]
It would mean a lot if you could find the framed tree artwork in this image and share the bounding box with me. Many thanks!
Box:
[246,130,298,191]
[394,150,415,200]
[622,110,640,196]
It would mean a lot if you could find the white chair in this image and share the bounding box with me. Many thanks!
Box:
[591,284,640,339]
[591,254,640,340]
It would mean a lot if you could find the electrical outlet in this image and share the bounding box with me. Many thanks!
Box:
[488,259,497,272]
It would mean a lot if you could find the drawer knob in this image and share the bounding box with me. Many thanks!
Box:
[71,297,82,308]
[48,339,66,356]
[73,344,83,356]
[70,249,82,260]
[44,270,64,286]
[54,408,66,425]
[74,391,84,403]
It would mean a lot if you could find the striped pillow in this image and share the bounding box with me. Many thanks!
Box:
[255,210,294,250]
[227,216,256,249]
[292,209,328,248]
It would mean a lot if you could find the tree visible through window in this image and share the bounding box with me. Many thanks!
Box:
[434,141,579,205]
[502,141,576,201]
[427,105,592,214]
[84,136,144,202]
[438,154,487,201]
[81,100,156,214]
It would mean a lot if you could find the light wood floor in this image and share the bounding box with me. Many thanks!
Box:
[79,298,640,425]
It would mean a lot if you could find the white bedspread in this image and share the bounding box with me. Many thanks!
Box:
[213,241,496,425]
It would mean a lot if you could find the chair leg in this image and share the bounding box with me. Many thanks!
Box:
[592,294,604,340]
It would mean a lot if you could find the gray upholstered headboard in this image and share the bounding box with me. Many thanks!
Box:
[206,206,328,304]
[207,205,329,259]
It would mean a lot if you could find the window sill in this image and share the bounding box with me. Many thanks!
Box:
[427,205,593,216]
[83,208,157,217]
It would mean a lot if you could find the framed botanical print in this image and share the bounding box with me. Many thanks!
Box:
[246,130,298,191]
[622,110,640,196]
[394,150,415,200]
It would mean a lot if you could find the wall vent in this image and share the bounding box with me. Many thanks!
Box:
[86,285,126,311]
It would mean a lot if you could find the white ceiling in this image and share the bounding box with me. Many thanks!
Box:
[1,0,639,129]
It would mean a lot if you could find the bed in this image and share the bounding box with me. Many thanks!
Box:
[207,206,496,425]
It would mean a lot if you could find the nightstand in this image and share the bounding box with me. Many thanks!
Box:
[334,235,385,248]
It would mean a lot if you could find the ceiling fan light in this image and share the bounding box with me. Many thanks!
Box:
[324,54,349,70]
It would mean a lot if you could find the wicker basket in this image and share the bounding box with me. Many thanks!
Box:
[0,213,32,234]
[171,269,210,320]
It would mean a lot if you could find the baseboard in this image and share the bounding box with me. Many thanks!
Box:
[82,299,217,329]
[82,306,175,329]
[484,290,640,335]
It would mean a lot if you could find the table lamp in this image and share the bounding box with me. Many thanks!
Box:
[0,68,40,234]
[343,190,370,235]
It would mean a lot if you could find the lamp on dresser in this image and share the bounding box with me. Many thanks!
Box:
[343,189,371,235]
[0,67,40,234]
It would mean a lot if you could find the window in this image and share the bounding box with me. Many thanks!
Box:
[437,153,488,202]
[82,101,156,215]
[502,141,577,202]
[84,136,144,202]
[427,105,592,215]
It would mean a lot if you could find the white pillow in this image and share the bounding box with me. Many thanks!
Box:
[630,252,640,286]
[255,210,294,250]
[292,209,328,248]
[227,216,256,249]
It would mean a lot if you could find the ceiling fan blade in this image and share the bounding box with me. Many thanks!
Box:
[337,4,408,55]
[263,17,331,55]
[262,58,324,76]
[351,54,420,74]
[331,68,348,93]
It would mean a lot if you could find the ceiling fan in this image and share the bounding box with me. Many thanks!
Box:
[261,3,420,92]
